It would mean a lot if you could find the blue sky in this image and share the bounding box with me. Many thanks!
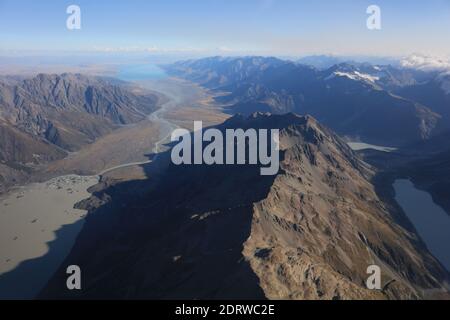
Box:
[1,0,450,57]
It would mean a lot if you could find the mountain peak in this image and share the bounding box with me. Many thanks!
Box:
[223,112,315,130]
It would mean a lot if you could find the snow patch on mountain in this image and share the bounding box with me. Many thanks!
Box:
[326,71,379,83]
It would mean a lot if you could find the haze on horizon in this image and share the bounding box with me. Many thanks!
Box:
[1,0,450,59]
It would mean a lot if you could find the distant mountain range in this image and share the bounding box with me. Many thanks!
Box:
[165,56,450,147]
[0,73,160,192]
[297,55,402,70]
[40,113,449,299]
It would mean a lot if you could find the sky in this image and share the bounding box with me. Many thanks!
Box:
[1,0,450,58]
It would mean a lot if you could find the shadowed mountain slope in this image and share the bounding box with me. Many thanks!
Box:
[39,113,449,300]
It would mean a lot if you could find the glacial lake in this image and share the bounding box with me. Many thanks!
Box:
[116,63,168,81]
[393,179,450,271]
[0,175,99,299]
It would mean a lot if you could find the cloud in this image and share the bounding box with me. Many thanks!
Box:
[91,46,205,54]
[217,46,233,52]
[92,46,143,53]
[400,54,450,71]
[145,46,160,53]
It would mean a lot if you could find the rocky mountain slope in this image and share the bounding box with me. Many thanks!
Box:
[39,113,449,299]
[0,73,159,150]
[0,73,160,192]
[397,72,450,130]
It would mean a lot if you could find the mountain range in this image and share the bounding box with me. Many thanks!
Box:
[2,57,450,300]
[0,73,160,192]
[166,56,450,147]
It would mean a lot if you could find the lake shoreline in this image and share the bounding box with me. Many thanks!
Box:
[393,179,450,272]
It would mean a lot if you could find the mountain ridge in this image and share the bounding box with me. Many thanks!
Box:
[38,112,449,300]
[0,73,160,193]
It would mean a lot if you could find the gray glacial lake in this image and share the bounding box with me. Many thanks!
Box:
[0,175,99,299]
[117,64,167,81]
[393,179,450,271]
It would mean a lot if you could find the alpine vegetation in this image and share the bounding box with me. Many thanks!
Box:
[170,121,280,175]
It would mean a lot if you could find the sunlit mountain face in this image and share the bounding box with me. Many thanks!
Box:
[1,0,450,305]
